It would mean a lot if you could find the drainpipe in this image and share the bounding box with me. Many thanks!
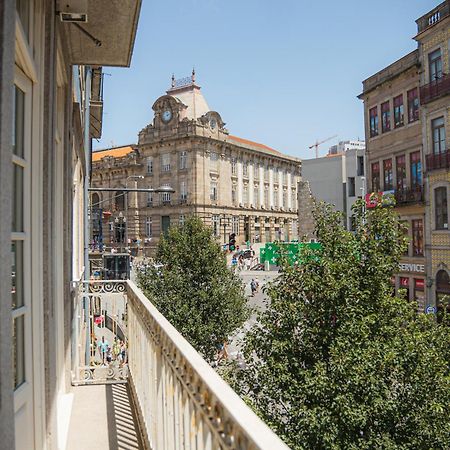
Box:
[83,66,92,366]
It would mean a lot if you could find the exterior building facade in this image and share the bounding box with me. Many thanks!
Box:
[91,74,301,255]
[359,50,426,309]
[0,0,141,448]
[359,1,450,311]
[300,141,366,231]
[415,2,450,314]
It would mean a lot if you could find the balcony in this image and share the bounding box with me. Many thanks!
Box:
[426,150,450,172]
[394,185,424,205]
[69,280,289,449]
[420,73,450,104]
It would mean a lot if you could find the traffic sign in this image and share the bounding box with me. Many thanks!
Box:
[425,305,436,314]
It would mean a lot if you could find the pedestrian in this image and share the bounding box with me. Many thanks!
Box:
[106,346,112,364]
[254,277,260,293]
[98,336,109,364]
[216,340,229,364]
[250,278,257,297]
[120,341,127,365]
[113,337,120,361]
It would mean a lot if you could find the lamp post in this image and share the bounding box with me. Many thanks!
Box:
[124,175,144,253]
[221,214,231,246]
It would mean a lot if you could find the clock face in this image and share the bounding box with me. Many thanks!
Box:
[162,109,172,123]
[210,118,217,129]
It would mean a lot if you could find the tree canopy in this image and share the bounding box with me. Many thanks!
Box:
[232,200,450,450]
[137,216,249,362]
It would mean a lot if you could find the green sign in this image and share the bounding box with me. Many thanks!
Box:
[260,242,322,266]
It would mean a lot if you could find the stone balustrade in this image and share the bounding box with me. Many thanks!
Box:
[126,280,290,450]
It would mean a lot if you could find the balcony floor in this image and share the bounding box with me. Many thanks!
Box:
[66,383,143,450]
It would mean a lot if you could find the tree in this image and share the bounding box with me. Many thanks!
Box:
[232,200,450,449]
[137,216,249,362]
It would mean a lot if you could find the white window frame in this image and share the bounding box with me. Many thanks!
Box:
[212,215,220,237]
[232,216,240,234]
[180,181,187,201]
[161,153,171,172]
[210,152,219,171]
[231,157,237,175]
[179,151,187,170]
[145,216,153,237]
[147,187,153,207]
[160,183,171,203]
[13,64,34,448]
[146,156,153,174]
[210,180,218,201]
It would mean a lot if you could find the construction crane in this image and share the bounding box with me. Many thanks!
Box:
[309,135,338,158]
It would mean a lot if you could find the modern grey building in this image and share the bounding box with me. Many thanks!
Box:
[300,141,366,230]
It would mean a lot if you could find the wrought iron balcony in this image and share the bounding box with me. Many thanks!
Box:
[426,150,450,172]
[394,185,424,205]
[70,280,289,449]
[420,73,450,104]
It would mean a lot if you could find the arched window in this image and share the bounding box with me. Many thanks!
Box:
[436,270,450,322]
[115,191,125,211]
[91,193,100,210]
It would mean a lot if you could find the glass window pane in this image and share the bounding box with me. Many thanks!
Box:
[13,315,26,389]
[16,0,30,39]
[12,165,24,232]
[11,241,24,309]
[13,86,25,158]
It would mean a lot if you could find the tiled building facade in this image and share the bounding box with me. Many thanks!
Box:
[415,2,450,313]
[359,1,450,312]
[92,74,301,255]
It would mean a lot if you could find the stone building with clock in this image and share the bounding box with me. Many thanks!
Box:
[91,72,301,255]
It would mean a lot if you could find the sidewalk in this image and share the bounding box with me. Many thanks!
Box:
[66,384,142,450]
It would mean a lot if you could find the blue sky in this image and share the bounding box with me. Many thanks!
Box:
[95,0,438,159]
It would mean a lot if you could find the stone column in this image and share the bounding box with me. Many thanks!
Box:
[269,217,276,242]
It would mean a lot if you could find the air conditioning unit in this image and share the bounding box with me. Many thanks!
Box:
[57,0,88,22]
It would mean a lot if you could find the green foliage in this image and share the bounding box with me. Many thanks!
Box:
[233,201,450,449]
[137,216,249,362]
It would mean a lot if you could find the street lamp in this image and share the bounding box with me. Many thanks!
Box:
[124,175,144,252]
[221,214,231,245]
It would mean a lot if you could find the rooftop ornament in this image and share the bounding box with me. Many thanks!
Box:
[170,69,197,89]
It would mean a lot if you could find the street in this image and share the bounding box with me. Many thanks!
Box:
[228,270,280,359]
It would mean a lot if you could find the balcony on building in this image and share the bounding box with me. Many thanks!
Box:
[394,185,424,206]
[426,150,450,172]
[415,1,450,35]
[90,67,104,139]
[420,73,450,104]
[67,279,289,450]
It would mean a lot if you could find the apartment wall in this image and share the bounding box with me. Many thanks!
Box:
[301,155,344,215]
[0,0,16,448]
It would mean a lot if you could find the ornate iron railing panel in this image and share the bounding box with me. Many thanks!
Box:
[394,185,424,205]
[426,150,450,172]
[72,280,129,385]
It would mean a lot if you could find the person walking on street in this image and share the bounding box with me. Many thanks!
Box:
[98,336,109,365]
[250,278,257,297]
[216,340,229,364]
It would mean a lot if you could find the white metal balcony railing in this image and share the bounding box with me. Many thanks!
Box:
[73,280,290,450]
